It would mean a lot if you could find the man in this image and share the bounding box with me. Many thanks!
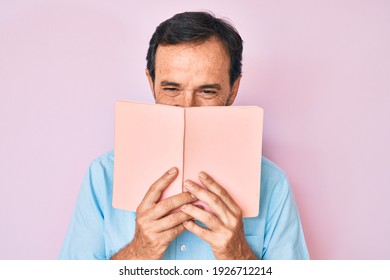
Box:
[60,11,309,260]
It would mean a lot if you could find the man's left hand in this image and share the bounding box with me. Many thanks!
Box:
[180,171,257,260]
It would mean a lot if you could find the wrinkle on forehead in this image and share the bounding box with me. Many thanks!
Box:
[155,37,230,87]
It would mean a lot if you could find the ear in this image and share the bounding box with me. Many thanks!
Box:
[226,75,241,106]
[145,69,156,99]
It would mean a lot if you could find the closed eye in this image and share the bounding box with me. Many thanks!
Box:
[162,86,181,96]
[198,84,221,95]
[160,81,181,91]
[164,87,179,91]
[202,90,217,94]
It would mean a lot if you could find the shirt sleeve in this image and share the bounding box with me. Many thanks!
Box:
[262,175,309,260]
[59,160,107,259]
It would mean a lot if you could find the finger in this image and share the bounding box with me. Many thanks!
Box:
[164,223,187,242]
[183,180,232,223]
[182,220,213,244]
[154,211,193,232]
[150,191,197,219]
[138,167,178,211]
[180,203,222,231]
[198,172,241,216]
[194,204,205,211]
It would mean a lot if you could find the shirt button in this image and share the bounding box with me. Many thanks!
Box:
[180,245,187,251]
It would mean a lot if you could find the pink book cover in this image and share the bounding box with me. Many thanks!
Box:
[112,100,263,217]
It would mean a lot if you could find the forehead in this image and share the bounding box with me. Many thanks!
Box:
[154,37,230,79]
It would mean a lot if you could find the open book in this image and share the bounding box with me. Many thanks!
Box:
[112,100,263,217]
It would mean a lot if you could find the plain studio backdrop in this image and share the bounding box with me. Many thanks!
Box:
[0,0,389,259]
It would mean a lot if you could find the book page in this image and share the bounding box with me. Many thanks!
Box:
[113,101,184,211]
[184,106,263,217]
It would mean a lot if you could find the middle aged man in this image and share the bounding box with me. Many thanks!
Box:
[60,11,309,260]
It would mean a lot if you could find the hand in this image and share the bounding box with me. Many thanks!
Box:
[180,172,257,260]
[111,167,197,260]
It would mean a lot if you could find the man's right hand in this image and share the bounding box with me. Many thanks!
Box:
[111,167,196,260]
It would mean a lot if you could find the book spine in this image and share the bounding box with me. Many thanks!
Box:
[182,109,186,191]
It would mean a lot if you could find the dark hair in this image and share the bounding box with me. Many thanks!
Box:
[146,11,243,87]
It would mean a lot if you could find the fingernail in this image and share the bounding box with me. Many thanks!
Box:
[195,205,205,210]
[199,172,207,179]
[184,181,193,189]
[181,204,187,209]
[168,167,177,175]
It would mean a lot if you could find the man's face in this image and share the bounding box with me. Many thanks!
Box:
[146,37,240,107]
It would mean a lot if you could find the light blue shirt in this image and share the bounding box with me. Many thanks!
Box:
[60,150,309,260]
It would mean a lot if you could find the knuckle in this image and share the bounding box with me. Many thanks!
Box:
[135,214,144,223]
[151,173,173,192]
[143,228,153,237]
[136,205,143,213]
[158,200,173,212]
[206,213,216,225]
[205,176,214,185]
[178,211,190,222]
[235,207,243,217]
[160,176,170,186]
[210,193,221,205]
[229,216,242,229]
[183,192,195,202]
[217,187,228,198]
[198,226,209,238]
[137,201,151,214]
[170,225,182,238]
[230,219,240,229]
[174,225,182,235]
[191,183,202,193]
[149,183,160,193]
[135,215,147,228]
[167,213,178,224]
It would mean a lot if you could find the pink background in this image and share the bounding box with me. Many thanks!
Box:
[1,0,389,260]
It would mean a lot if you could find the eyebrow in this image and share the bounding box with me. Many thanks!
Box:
[160,81,181,87]
[160,81,222,90]
[198,84,222,90]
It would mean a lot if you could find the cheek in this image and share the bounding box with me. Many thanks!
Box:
[155,89,231,107]
[197,94,231,106]
[155,92,177,105]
